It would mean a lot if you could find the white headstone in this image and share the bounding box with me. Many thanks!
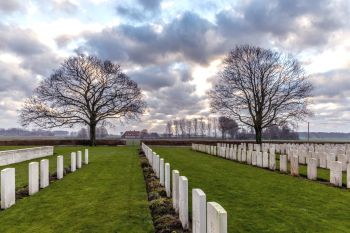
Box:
[330,161,342,187]
[172,170,180,212]
[207,202,227,233]
[179,176,189,229]
[84,149,89,164]
[57,155,64,180]
[307,158,317,180]
[160,158,164,186]
[77,151,82,169]
[29,162,39,195]
[252,151,257,166]
[165,163,171,197]
[71,152,76,172]
[256,152,263,167]
[347,163,350,189]
[290,155,299,176]
[155,155,160,178]
[262,152,269,168]
[241,150,247,162]
[40,159,49,188]
[269,152,275,170]
[192,188,206,233]
[246,150,252,165]
[237,149,242,162]
[280,154,287,173]
[1,168,15,209]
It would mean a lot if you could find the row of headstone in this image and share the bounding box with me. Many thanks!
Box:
[142,143,227,233]
[194,143,350,189]
[1,149,89,210]
[193,144,276,171]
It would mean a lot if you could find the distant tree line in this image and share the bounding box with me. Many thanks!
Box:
[0,128,56,137]
[164,117,298,140]
[76,126,109,139]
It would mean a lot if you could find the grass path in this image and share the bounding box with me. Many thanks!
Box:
[153,146,350,233]
[0,146,153,233]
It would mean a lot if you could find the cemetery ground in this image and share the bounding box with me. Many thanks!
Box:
[152,146,350,233]
[0,146,153,233]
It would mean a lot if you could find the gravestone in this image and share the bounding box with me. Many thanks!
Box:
[84,149,89,164]
[160,158,164,186]
[40,159,49,188]
[179,176,189,229]
[56,156,64,180]
[269,152,275,170]
[207,202,227,233]
[165,163,171,197]
[241,150,247,162]
[347,163,350,189]
[252,151,257,166]
[256,152,263,167]
[172,170,180,212]
[280,154,287,173]
[192,189,206,233]
[1,168,15,209]
[71,152,76,172]
[262,152,269,168]
[307,158,317,180]
[77,151,82,169]
[290,155,299,176]
[330,161,342,187]
[29,162,39,195]
[246,150,252,165]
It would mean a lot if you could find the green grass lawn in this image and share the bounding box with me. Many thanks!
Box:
[152,146,350,233]
[0,146,153,233]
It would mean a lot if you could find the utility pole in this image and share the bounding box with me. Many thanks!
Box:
[307,122,310,143]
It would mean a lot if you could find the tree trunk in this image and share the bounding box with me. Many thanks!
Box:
[255,126,262,144]
[89,123,96,146]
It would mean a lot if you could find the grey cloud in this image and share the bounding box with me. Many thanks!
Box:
[53,0,78,14]
[310,69,350,98]
[216,0,349,49]
[83,12,221,65]
[0,1,23,13]
[137,0,161,11]
[0,63,39,96]
[0,24,47,56]
[116,6,147,21]
[0,23,60,76]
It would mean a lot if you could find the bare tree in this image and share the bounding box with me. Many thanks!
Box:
[193,118,198,137]
[165,120,173,137]
[77,128,88,139]
[19,54,146,146]
[218,116,238,139]
[199,117,205,137]
[173,120,179,137]
[212,117,218,138]
[185,119,192,138]
[206,117,212,137]
[179,118,186,137]
[209,45,312,143]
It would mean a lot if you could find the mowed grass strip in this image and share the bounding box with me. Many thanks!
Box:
[0,146,153,233]
[152,146,350,233]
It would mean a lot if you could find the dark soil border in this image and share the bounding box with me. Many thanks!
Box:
[138,149,191,233]
[12,167,72,202]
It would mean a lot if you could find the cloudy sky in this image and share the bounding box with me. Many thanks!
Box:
[0,0,349,134]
